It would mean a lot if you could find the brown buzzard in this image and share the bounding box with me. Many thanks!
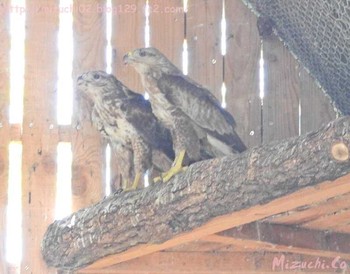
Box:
[77,71,174,189]
[124,48,246,182]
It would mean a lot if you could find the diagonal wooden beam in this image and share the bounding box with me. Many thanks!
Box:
[204,234,350,260]
[336,225,350,234]
[267,192,350,225]
[302,209,350,230]
[201,222,350,259]
[82,173,350,271]
[222,222,350,253]
[78,251,350,274]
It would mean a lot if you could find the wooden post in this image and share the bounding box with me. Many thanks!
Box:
[21,1,59,273]
[225,0,262,148]
[187,0,223,100]
[111,0,145,92]
[262,34,300,143]
[72,0,107,210]
[148,0,184,69]
[0,1,10,272]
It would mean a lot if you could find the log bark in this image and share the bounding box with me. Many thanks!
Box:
[42,116,350,270]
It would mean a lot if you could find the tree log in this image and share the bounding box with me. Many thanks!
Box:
[42,116,350,270]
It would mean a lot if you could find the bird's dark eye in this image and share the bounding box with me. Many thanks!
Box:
[139,51,146,57]
[93,73,100,80]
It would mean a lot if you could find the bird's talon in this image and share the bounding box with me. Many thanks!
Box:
[123,173,141,191]
[153,176,163,183]
[154,150,187,183]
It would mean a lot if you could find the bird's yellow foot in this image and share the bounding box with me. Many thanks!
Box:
[154,150,187,183]
[123,173,141,191]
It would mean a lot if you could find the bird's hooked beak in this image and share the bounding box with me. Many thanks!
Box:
[77,74,84,85]
[123,51,133,65]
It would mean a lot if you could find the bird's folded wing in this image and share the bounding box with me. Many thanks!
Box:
[157,74,236,136]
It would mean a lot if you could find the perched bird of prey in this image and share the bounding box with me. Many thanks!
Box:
[77,71,174,189]
[124,47,247,182]
[89,108,135,189]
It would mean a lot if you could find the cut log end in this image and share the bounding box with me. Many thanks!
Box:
[331,142,349,162]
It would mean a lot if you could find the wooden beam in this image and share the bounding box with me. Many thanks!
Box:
[77,251,346,274]
[268,192,350,225]
[166,240,225,252]
[21,1,59,273]
[77,251,291,274]
[42,117,350,271]
[204,222,350,259]
[205,234,350,260]
[335,225,350,234]
[302,208,350,231]
[0,1,10,272]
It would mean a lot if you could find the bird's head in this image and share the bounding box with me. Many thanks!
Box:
[77,71,127,102]
[123,47,179,75]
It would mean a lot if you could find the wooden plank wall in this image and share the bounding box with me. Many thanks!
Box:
[0,1,10,273]
[262,34,337,143]
[112,0,145,93]
[299,68,337,133]
[262,35,300,143]
[0,0,339,273]
[71,0,107,211]
[187,0,223,100]
[21,1,59,273]
[149,0,184,69]
[225,0,262,148]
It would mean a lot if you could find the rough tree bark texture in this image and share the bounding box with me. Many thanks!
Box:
[42,117,350,270]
